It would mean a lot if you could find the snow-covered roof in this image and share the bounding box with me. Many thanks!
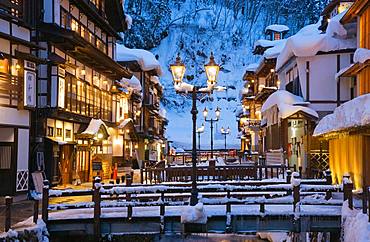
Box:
[276,11,356,70]
[118,118,133,129]
[263,39,287,59]
[125,14,133,30]
[354,48,370,64]
[81,119,110,136]
[159,106,167,119]
[120,75,142,92]
[116,44,163,76]
[245,63,259,72]
[261,90,318,119]
[314,94,370,136]
[265,24,289,33]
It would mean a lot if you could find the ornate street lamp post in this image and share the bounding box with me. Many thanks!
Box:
[170,52,220,206]
[220,126,230,159]
[203,106,221,159]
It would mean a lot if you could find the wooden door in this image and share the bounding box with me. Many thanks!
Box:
[60,145,73,185]
[0,143,16,195]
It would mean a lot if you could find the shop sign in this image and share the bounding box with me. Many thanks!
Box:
[92,161,102,171]
[149,150,157,161]
[24,65,36,107]
[58,67,65,108]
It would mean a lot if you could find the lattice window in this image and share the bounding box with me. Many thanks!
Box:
[309,151,329,178]
[16,169,28,191]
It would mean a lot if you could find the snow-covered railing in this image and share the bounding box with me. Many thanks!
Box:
[36,172,360,237]
[140,163,298,184]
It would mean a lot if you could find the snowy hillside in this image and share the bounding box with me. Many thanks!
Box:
[123,0,328,150]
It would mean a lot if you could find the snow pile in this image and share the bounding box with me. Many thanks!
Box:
[181,203,207,224]
[341,201,370,242]
[125,14,133,30]
[257,232,288,242]
[0,218,49,241]
[116,44,163,75]
[263,39,287,59]
[159,106,167,119]
[81,119,109,136]
[314,94,370,136]
[254,39,286,49]
[265,24,289,33]
[261,90,318,120]
[291,171,301,187]
[354,48,370,64]
[120,75,142,92]
[174,82,194,92]
[276,11,356,70]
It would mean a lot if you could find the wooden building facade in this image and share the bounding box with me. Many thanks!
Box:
[316,0,370,189]
[0,0,41,196]
[31,0,132,185]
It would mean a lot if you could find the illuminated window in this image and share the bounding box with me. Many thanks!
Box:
[0,58,9,74]
[56,128,63,137]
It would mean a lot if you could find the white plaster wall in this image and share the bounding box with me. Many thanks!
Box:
[12,24,30,41]
[17,129,29,170]
[54,0,61,25]
[43,0,53,23]
[0,19,10,34]
[0,107,29,127]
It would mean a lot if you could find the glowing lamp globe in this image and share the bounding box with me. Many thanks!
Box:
[203,107,208,118]
[170,54,186,86]
[215,107,221,118]
[204,52,220,86]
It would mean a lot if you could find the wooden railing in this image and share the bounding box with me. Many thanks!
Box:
[33,171,348,236]
[140,164,298,184]
[2,172,367,237]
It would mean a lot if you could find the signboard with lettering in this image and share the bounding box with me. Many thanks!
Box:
[24,70,36,107]
[58,67,65,108]
[149,150,157,161]
[92,161,102,171]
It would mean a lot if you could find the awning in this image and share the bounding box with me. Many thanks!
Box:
[77,119,110,139]
[118,118,133,129]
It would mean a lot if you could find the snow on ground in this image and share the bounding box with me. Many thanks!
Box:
[276,11,356,70]
[257,232,288,242]
[313,94,370,136]
[261,90,318,120]
[342,201,370,242]
[0,217,49,242]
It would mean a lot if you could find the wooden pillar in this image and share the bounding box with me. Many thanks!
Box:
[343,175,353,209]
[42,180,49,223]
[93,176,101,238]
[126,174,133,218]
[325,170,332,200]
[33,199,39,224]
[5,196,12,232]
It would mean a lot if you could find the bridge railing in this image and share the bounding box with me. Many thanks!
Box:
[35,171,359,236]
[140,164,298,184]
